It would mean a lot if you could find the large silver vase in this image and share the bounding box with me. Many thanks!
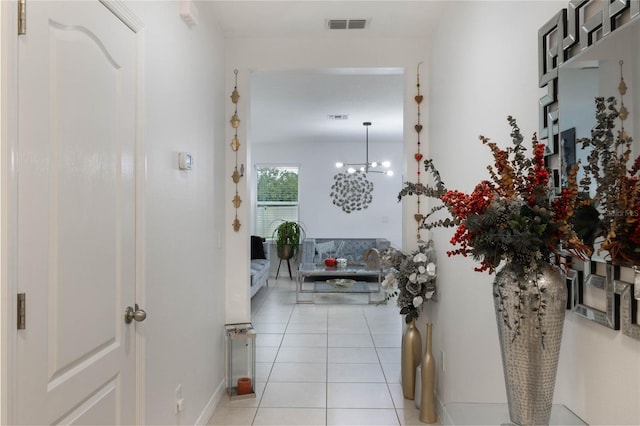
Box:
[493,262,566,426]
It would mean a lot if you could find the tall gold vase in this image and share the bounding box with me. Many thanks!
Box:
[401,318,422,399]
[419,323,437,423]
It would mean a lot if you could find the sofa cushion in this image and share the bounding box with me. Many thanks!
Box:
[250,241,271,298]
[250,259,270,276]
[251,235,266,259]
[303,237,391,264]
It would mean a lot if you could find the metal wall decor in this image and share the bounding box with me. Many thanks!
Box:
[331,121,385,213]
[330,171,373,213]
[539,1,640,340]
[230,69,243,232]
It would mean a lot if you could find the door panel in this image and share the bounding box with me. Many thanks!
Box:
[16,2,137,424]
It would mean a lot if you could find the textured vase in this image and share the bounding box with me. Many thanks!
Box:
[493,262,566,426]
[419,323,437,423]
[401,318,422,399]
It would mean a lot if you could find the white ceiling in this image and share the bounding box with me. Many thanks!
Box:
[208,1,449,39]
[209,1,449,145]
[250,68,405,145]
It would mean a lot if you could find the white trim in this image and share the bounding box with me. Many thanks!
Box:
[133,20,147,426]
[195,379,226,426]
[1,0,20,424]
[99,0,143,33]
[100,2,146,423]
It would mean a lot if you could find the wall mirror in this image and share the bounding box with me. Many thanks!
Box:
[558,15,639,195]
[538,0,640,339]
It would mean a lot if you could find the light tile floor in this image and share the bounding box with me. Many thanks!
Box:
[208,277,438,426]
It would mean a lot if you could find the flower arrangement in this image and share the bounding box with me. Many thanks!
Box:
[575,96,640,266]
[400,116,589,275]
[395,117,591,341]
[381,241,437,324]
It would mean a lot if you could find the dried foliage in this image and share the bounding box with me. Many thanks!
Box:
[397,117,592,340]
[400,117,589,276]
[577,96,640,265]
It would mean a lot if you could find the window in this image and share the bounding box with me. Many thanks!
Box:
[255,166,299,238]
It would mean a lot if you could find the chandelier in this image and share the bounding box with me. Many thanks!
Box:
[335,122,393,176]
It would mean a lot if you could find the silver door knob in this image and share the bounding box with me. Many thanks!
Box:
[125,304,147,324]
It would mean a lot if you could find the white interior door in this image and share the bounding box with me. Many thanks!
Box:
[15,1,139,424]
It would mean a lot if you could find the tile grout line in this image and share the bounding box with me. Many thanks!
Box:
[365,303,404,426]
[325,307,329,425]
[240,278,405,425]
[252,279,295,425]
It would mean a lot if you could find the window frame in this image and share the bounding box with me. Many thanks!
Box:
[254,164,300,239]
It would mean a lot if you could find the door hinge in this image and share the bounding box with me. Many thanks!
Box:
[17,293,26,330]
[18,0,26,35]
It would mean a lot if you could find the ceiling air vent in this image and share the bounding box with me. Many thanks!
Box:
[348,19,366,30]
[328,20,347,30]
[328,114,349,120]
[328,19,367,30]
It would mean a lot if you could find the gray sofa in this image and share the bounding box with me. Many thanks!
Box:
[250,238,270,298]
[301,237,391,265]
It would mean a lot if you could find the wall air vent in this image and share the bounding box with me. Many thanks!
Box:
[327,19,367,30]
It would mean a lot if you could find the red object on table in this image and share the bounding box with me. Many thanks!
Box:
[324,257,337,267]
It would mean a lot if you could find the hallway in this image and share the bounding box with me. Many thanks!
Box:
[208,277,430,425]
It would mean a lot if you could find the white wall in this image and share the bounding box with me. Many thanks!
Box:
[126,1,226,424]
[0,3,6,424]
[252,139,403,247]
[225,36,429,323]
[423,1,640,425]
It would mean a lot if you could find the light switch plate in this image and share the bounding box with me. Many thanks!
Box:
[178,152,192,170]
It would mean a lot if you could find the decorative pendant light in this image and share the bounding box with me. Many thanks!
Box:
[330,121,393,213]
[334,122,393,176]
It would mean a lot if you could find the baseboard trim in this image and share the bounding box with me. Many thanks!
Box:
[437,393,449,424]
[195,378,226,426]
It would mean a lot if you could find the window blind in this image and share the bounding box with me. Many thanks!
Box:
[256,166,299,238]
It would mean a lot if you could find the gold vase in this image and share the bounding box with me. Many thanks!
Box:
[401,318,421,399]
[419,323,437,423]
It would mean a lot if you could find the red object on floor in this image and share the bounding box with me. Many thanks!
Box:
[237,377,252,395]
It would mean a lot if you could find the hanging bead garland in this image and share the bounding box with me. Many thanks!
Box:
[414,63,424,241]
[618,60,628,130]
[230,69,242,232]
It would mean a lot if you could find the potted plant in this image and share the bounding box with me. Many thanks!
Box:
[271,220,305,260]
